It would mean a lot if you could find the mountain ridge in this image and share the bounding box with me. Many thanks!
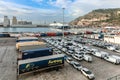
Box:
[70,8,120,27]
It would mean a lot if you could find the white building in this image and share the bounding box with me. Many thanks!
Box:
[49,23,68,27]
[3,16,10,27]
[104,35,120,44]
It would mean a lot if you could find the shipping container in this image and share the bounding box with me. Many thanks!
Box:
[16,41,45,50]
[18,37,38,40]
[35,33,40,37]
[47,32,56,36]
[64,32,69,35]
[10,33,21,38]
[40,33,47,37]
[18,54,65,75]
[0,33,10,37]
[56,32,63,36]
[19,44,47,52]
[16,37,38,42]
[19,48,53,60]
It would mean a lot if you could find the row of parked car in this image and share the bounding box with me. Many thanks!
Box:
[43,37,93,62]
[42,37,95,80]
[65,36,120,65]
[43,36,120,65]
[72,36,120,52]
[66,57,95,80]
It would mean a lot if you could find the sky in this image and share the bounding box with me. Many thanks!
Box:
[0,0,120,24]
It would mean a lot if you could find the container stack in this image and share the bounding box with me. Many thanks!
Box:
[16,37,65,75]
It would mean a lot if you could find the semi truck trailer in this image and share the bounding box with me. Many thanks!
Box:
[18,54,65,75]
[16,37,38,42]
[18,48,53,60]
[18,44,47,52]
[16,41,45,50]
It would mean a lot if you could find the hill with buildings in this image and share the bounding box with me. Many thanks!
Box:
[70,8,120,27]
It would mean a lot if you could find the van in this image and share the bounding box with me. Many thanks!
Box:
[93,51,109,58]
[104,55,120,64]
[83,54,92,62]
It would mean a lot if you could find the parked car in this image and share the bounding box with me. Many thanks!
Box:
[66,50,74,56]
[106,45,116,51]
[81,67,95,80]
[71,61,82,70]
[72,53,83,61]
[91,49,98,53]
[92,51,109,58]
[83,54,92,62]
[114,48,120,53]
[104,55,120,64]
[66,57,74,64]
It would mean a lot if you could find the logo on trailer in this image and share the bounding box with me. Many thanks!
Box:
[48,59,63,65]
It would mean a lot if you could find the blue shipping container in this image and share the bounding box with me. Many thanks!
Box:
[40,33,47,37]
[18,54,65,74]
[0,34,10,37]
[22,48,53,60]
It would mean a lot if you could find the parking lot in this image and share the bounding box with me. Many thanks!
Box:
[0,37,120,80]
[20,36,120,80]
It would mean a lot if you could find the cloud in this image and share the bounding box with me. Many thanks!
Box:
[0,0,61,24]
[1,0,120,24]
[32,0,43,3]
[49,0,73,8]
[45,0,120,20]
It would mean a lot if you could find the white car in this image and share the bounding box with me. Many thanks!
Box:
[72,53,83,61]
[81,68,95,80]
[83,54,92,62]
[62,48,67,52]
[66,57,73,64]
[106,46,116,51]
[91,49,98,52]
[66,50,74,56]
[92,51,109,58]
[57,45,62,49]
[104,55,120,64]
[114,48,120,53]
[71,61,82,70]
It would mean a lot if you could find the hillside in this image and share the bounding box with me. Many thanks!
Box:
[70,8,120,27]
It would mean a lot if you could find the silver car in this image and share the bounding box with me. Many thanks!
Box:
[81,67,95,80]
[66,57,73,64]
[71,61,82,70]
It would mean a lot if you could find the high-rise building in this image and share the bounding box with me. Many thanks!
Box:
[12,16,17,25]
[3,16,10,27]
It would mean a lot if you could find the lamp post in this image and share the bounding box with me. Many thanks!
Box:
[62,8,65,38]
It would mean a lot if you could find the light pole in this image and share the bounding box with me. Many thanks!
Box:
[62,8,65,38]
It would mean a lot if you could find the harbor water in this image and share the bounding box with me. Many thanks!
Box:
[0,27,62,32]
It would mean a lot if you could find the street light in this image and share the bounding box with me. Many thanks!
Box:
[62,8,65,38]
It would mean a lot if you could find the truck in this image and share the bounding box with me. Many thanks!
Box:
[18,48,53,60]
[16,37,38,42]
[18,54,65,75]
